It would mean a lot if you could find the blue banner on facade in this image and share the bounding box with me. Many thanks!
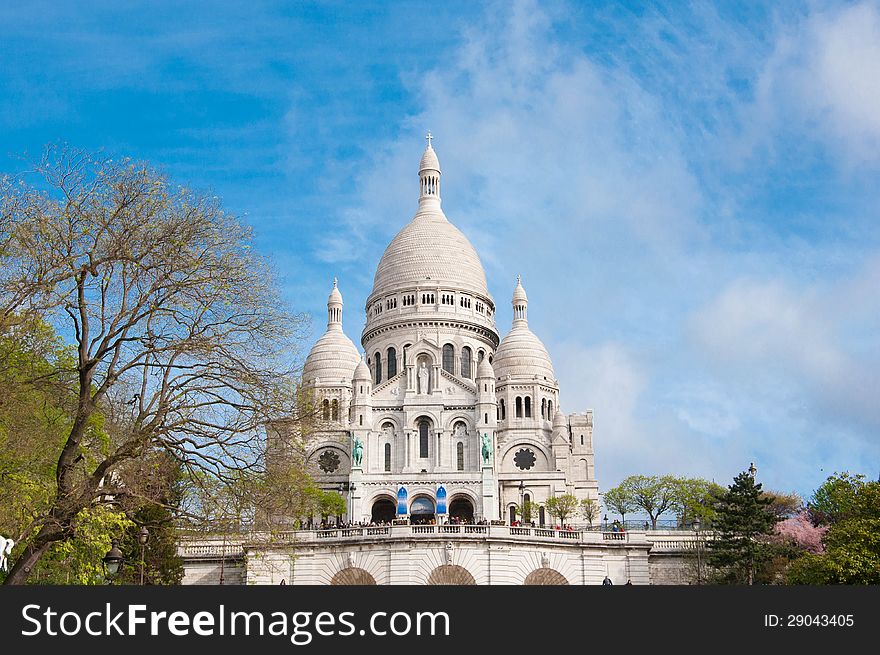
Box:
[396,486,408,515]
[436,485,447,514]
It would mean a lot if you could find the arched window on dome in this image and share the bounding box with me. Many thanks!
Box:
[457,442,464,471]
[525,397,532,418]
[402,344,411,368]
[442,344,455,375]
[331,399,339,421]
[419,420,430,459]
[477,350,485,363]
[387,347,397,378]
[515,397,523,418]
[461,346,472,379]
[541,398,546,419]
[499,398,506,420]
[374,352,382,384]
[548,400,553,417]
[384,443,391,472]
[322,399,330,421]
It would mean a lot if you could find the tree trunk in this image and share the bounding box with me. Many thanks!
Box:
[3,539,53,585]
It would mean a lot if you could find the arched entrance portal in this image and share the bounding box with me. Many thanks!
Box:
[449,496,474,523]
[331,567,377,585]
[523,568,569,585]
[409,496,436,524]
[427,565,476,585]
[371,498,396,524]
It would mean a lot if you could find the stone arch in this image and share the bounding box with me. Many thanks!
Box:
[427,565,476,585]
[448,495,474,522]
[523,568,569,585]
[370,495,396,524]
[331,567,377,585]
[443,413,472,432]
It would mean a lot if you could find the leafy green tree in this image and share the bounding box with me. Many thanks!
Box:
[25,505,134,585]
[512,500,541,525]
[620,475,678,529]
[807,472,867,526]
[580,498,599,527]
[602,485,636,525]
[787,472,880,584]
[318,491,347,523]
[1,147,305,584]
[671,477,724,527]
[706,470,776,584]
[545,494,578,527]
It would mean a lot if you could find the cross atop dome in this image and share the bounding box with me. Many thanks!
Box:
[426,131,433,148]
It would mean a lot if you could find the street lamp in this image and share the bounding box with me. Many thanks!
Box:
[748,462,757,478]
[102,539,124,583]
[138,526,150,585]
[338,482,356,525]
[518,481,525,526]
[603,514,608,531]
[693,517,702,585]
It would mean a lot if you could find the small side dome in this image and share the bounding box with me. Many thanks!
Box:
[302,279,360,386]
[353,358,371,381]
[476,357,495,379]
[494,277,555,382]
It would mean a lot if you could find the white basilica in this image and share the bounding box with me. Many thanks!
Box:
[297,136,599,527]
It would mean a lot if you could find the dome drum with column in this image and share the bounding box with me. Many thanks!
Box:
[286,134,599,528]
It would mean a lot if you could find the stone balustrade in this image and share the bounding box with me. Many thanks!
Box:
[178,525,657,558]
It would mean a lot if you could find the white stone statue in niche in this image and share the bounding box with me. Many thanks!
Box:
[0,536,13,572]
[417,362,429,394]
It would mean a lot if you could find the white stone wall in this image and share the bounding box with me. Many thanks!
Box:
[245,539,650,586]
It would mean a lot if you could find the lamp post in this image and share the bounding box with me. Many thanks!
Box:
[338,481,356,525]
[603,514,608,531]
[138,526,150,585]
[748,462,757,479]
[693,517,702,585]
[102,539,124,584]
[518,481,525,526]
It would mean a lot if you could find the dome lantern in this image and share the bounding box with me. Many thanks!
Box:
[419,131,441,205]
[512,274,528,324]
[327,277,343,328]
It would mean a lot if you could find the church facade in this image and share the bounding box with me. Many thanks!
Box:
[295,136,599,528]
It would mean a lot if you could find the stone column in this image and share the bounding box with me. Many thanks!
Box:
[482,465,498,521]
[349,467,363,523]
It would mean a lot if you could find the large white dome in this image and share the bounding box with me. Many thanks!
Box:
[371,207,490,300]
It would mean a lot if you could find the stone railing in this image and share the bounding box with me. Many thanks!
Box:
[179,526,650,558]
[178,540,246,558]
[645,530,707,553]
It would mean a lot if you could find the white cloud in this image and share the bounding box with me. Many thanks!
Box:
[753,1,880,165]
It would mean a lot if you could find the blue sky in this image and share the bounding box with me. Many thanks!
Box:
[2,0,879,498]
